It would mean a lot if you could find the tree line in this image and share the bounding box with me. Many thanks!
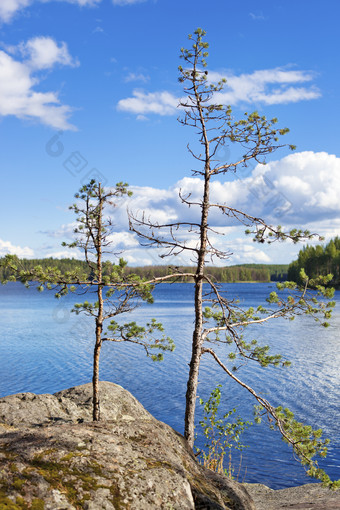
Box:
[288,237,340,287]
[0,258,288,284]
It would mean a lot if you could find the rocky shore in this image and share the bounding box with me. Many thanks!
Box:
[0,382,338,509]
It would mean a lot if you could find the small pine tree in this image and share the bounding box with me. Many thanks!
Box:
[1,180,175,420]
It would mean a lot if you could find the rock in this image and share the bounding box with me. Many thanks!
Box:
[0,382,151,427]
[0,382,255,509]
[244,482,340,510]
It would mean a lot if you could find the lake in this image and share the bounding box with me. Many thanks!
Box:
[0,281,339,489]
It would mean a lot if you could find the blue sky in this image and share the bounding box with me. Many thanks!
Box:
[0,0,339,266]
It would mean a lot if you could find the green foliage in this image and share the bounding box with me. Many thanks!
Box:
[254,405,340,489]
[268,276,336,328]
[196,385,252,479]
[0,254,88,288]
[203,274,334,372]
[105,318,175,361]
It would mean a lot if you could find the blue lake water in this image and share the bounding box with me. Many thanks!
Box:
[0,281,339,489]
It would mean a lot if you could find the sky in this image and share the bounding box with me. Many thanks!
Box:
[0,0,339,267]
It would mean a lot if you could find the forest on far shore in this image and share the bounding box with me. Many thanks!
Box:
[3,238,339,286]
[0,257,288,283]
[288,236,340,288]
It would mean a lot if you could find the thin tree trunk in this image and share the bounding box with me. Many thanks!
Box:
[92,336,101,421]
[93,183,104,421]
[184,278,203,446]
[184,171,210,447]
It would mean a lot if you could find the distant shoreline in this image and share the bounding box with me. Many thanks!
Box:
[0,257,289,284]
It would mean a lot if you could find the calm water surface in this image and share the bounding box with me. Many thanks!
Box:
[0,282,339,489]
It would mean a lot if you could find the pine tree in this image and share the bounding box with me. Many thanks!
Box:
[130,29,338,487]
[1,180,174,420]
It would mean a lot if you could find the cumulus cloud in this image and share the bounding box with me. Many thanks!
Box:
[17,36,79,69]
[0,37,78,129]
[0,0,31,23]
[122,152,340,232]
[251,151,340,223]
[119,151,340,264]
[107,232,140,251]
[0,239,34,258]
[44,152,339,265]
[224,238,271,264]
[118,67,320,116]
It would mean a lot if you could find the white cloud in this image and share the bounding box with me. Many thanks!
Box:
[107,232,139,251]
[207,68,320,106]
[0,239,34,258]
[0,0,31,23]
[121,151,340,264]
[45,249,83,259]
[118,67,320,116]
[0,37,77,129]
[252,151,340,223]
[225,238,271,264]
[117,90,179,116]
[126,152,340,231]
[18,36,79,69]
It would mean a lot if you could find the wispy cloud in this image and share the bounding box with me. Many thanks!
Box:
[92,26,105,34]
[249,12,265,21]
[124,72,150,83]
[111,0,147,5]
[0,0,101,23]
[117,90,179,115]
[210,68,320,105]
[117,67,320,116]
[0,0,149,23]
[0,37,78,129]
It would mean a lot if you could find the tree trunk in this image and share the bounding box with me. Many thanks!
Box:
[92,333,101,421]
[184,277,203,447]
[184,170,210,447]
[93,182,104,421]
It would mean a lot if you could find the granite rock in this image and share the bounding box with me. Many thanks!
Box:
[0,382,256,509]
